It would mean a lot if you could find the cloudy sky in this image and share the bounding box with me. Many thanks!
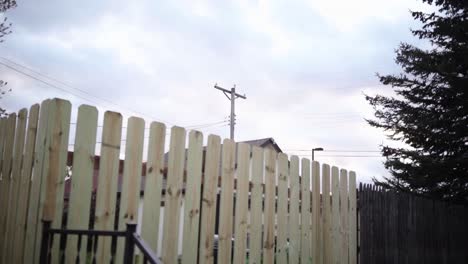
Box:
[0,0,431,182]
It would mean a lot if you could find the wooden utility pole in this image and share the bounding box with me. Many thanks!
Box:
[214,84,246,140]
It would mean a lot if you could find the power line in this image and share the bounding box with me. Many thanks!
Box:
[0,58,175,125]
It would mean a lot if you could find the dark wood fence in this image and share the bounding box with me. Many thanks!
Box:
[358,183,468,264]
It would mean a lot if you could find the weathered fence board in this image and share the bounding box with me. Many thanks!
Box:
[142,122,167,255]
[232,143,250,264]
[311,161,321,264]
[64,105,98,263]
[322,164,332,264]
[94,111,123,263]
[198,135,221,264]
[249,146,264,264]
[300,158,311,264]
[13,104,39,264]
[25,99,49,263]
[276,153,289,264]
[4,109,27,263]
[115,117,145,263]
[263,149,276,264]
[289,156,300,264]
[331,166,340,264]
[44,99,72,263]
[217,139,236,264]
[340,169,349,264]
[181,130,203,264]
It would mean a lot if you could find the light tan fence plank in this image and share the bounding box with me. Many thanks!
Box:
[24,99,50,263]
[263,149,276,264]
[311,161,321,264]
[115,117,145,263]
[217,139,236,264]
[198,134,221,264]
[142,122,166,254]
[41,99,72,263]
[331,166,340,264]
[276,153,289,264]
[289,156,300,264]
[160,126,186,263]
[94,111,123,264]
[321,164,332,264]
[349,171,357,264]
[181,130,203,264]
[249,146,264,264]
[12,104,39,264]
[301,158,311,264]
[5,108,27,263]
[0,113,16,261]
[64,105,98,263]
[232,143,250,264]
[340,169,349,264]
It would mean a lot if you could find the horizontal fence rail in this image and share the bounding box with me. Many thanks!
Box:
[0,98,359,263]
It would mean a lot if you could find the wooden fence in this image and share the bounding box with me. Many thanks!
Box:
[0,98,357,263]
[359,184,468,264]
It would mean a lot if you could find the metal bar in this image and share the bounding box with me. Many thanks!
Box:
[39,220,52,264]
[123,223,137,264]
[133,233,163,264]
[48,228,127,237]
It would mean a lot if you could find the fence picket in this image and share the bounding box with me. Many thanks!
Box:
[263,149,276,264]
[115,117,145,263]
[232,143,250,264]
[41,99,72,263]
[94,111,123,263]
[217,139,236,264]
[301,158,311,263]
[5,109,27,263]
[349,171,357,264]
[289,156,301,264]
[249,146,264,264]
[142,122,167,255]
[0,113,16,261]
[311,161,321,264]
[331,166,340,264]
[64,105,98,263]
[160,126,186,263]
[276,153,289,264]
[13,104,39,264]
[198,135,221,264]
[322,164,332,264]
[181,130,203,263]
[340,169,349,264]
[24,99,50,263]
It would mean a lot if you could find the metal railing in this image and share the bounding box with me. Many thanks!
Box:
[39,221,162,264]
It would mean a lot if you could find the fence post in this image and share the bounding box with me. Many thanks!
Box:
[123,223,137,264]
[39,220,51,264]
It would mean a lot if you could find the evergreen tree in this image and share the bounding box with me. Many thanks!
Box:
[366,0,468,203]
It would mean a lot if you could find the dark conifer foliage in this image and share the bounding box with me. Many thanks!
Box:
[366,0,468,203]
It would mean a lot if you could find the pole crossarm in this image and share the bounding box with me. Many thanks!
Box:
[214,84,247,99]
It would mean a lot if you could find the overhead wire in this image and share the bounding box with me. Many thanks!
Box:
[0,58,175,125]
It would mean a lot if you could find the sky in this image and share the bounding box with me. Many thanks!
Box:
[0,0,432,183]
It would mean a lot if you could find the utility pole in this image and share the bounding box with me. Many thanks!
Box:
[214,84,246,140]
